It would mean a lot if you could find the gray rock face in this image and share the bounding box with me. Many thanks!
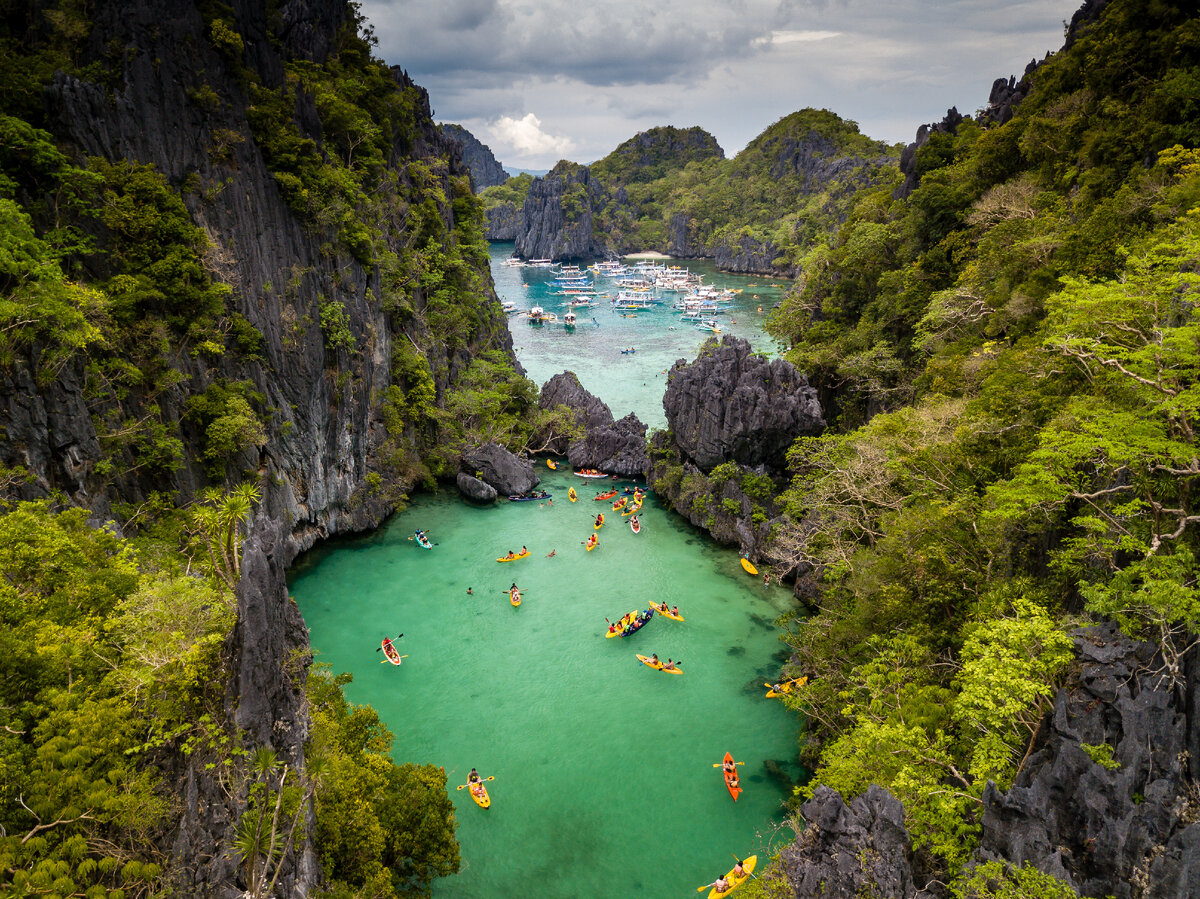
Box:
[456,472,498,503]
[537,371,616,455]
[782,785,929,899]
[514,162,608,260]
[486,202,521,240]
[663,336,824,472]
[567,413,648,479]
[462,443,539,496]
[536,372,648,477]
[438,123,508,190]
[975,623,1200,899]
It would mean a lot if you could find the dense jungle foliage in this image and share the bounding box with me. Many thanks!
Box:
[0,1,553,894]
[742,0,1200,890]
[480,111,901,268]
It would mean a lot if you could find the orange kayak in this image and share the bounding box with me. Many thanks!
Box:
[722,752,742,801]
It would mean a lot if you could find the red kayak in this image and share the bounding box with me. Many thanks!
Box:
[594,490,617,501]
[722,752,742,801]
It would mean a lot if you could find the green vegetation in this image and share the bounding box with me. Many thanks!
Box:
[744,1,1200,889]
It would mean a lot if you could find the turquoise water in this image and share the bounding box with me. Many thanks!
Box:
[493,243,791,429]
[291,475,802,897]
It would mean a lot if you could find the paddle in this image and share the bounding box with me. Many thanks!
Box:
[712,761,744,768]
[379,654,407,664]
[456,775,495,790]
[375,633,404,650]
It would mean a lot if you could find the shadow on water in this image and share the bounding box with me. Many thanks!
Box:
[749,613,775,631]
[726,645,746,656]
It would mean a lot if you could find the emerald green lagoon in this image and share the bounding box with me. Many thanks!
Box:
[290,247,802,896]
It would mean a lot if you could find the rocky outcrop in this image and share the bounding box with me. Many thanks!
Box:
[778,623,1200,899]
[782,786,929,899]
[462,443,539,496]
[456,472,498,503]
[537,371,616,454]
[514,161,608,260]
[439,123,508,190]
[974,623,1200,898]
[536,372,649,477]
[567,412,648,478]
[486,202,521,240]
[662,336,824,473]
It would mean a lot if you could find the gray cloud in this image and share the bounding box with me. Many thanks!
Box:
[363,0,1082,167]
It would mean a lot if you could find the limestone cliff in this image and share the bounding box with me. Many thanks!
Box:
[439,122,508,190]
[0,1,511,894]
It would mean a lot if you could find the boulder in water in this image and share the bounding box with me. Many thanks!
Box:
[462,443,538,496]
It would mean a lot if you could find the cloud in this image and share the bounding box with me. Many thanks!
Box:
[487,113,575,161]
[363,0,1082,168]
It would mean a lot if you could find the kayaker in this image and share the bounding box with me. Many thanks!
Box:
[630,515,639,527]
[467,768,480,785]
[707,874,730,894]
[510,582,517,591]
[505,550,516,559]
[594,514,603,527]
[664,658,679,671]
[648,653,659,666]
[732,859,746,879]
[467,587,473,595]
[521,545,528,555]
[671,605,680,617]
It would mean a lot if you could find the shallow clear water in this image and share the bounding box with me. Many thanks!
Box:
[493,243,791,429]
[291,476,802,896]
[290,247,803,896]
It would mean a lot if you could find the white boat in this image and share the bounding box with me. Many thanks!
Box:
[694,319,721,333]
[500,255,525,267]
[501,300,521,315]
[564,311,577,327]
[528,258,556,268]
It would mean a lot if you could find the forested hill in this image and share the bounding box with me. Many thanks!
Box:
[711,0,1200,893]
[0,1,549,896]
[481,112,899,270]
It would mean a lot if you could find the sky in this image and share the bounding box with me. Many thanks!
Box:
[360,0,1084,170]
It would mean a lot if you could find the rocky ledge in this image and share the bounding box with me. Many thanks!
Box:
[537,372,649,478]
[662,336,824,473]
[778,623,1200,898]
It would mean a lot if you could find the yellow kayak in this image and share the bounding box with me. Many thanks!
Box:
[740,557,758,575]
[621,502,642,517]
[650,601,684,622]
[765,676,806,698]
[708,855,757,898]
[568,487,577,502]
[547,459,557,469]
[636,654,682,674]
[594,513,605,530]
[497,550,531,563]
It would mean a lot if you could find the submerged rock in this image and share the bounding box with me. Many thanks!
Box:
[462,443,538,496]
[663,336,824,473]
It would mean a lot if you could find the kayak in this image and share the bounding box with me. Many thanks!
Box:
[650,601,683,622]
[605,608,653,637]
[468,781,491,809]
[509,492,551,501]
[621,502,642,517]
[381,639,402,665]
[722,752,742,801]
[497,550,531,563]
[707,855,757,898]
[612,496,628,511]
[594,490,617,501]
[740,557,758,575]
[568,487,578,502]
[510,587,521,607]
[415,531,433,549]
[594,513,605,530]
[575,469,608,478]
[585,534,598,551]
[765,676,807,697]
[630,517,641,534]
[636,654,682,674]
[547,459,557,469]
